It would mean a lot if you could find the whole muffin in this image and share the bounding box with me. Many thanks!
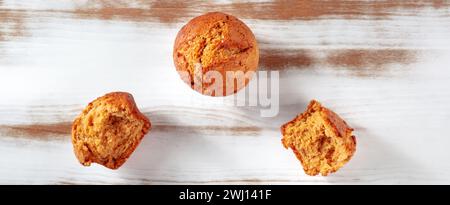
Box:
[173,12,259,96]
[72,92,151,169]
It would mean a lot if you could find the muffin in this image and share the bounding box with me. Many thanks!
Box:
[281,100,356,176]
[173,12,259,96]
[72,92,151,169]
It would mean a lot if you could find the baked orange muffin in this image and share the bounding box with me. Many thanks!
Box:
[281,100,356,176]
[173,12,259,96]
[72,92,151,169]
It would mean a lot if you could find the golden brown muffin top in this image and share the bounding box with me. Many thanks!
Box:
[173,12,259,96]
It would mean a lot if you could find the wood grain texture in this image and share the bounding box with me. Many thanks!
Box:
[0,0,450,184]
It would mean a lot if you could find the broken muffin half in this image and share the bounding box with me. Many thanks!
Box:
[281,100,356,176]
[72,92,151,169]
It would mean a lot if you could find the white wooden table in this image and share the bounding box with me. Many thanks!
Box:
[1,0,450,184]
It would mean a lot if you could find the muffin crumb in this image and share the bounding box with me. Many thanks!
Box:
[281,100,356,176]
[72,92,151,169]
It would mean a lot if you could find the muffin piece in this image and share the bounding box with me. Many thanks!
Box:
[281,100,356,176]
[173,12,259,96]
[72,92,151,169]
